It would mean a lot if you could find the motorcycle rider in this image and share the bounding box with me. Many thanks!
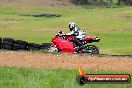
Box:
[66,22,86,51]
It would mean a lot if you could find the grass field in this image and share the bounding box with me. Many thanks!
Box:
[0,5,132,55]
[0,66,131,88]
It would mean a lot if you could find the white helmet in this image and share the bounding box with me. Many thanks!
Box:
[68,22,76,31]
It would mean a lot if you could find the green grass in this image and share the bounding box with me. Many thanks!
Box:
[0,66,131,88]
[0,5,132,55]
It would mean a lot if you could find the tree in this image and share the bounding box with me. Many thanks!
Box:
[71,0,132,6]
[118,0,132,5]
[71,0,113,6]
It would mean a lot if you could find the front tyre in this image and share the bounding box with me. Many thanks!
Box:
[48,46,59,53]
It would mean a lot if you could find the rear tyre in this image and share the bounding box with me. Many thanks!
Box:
[83,45,99,54]
[28,43,41,50]
[41,43,52,50]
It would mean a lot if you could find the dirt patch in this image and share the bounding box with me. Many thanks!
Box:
[0,22,16,30]
[0,51,132,72]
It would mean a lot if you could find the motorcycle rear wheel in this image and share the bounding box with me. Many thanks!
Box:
[83,45,99,54]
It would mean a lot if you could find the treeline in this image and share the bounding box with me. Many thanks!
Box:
[71,0,132,6]
[118,0,132,5]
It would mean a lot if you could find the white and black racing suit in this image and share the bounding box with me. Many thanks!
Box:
[66,26,86,39]
[66,26,86,50]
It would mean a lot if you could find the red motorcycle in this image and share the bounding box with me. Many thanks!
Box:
[48,31,100,54]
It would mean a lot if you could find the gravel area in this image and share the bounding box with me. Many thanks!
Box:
[0,51,132,72]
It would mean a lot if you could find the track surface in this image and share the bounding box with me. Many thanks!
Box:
[0,51,132,72]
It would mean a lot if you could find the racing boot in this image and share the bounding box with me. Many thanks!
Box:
[74,45,85,51]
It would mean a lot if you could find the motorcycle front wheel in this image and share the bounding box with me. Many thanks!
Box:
[48,46,59,53]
